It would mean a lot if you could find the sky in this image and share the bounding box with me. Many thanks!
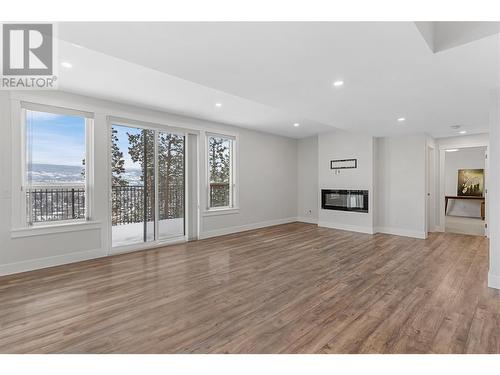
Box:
[27,111,141,170]
[113,124,142,170]
[27,110,86,167]
[28,113,189,175]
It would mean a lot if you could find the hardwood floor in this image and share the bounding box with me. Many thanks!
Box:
[0,222,499,353]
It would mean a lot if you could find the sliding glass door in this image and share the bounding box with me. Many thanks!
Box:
[111,124,185,248]
[158,131,185,240]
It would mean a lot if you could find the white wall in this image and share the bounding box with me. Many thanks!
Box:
[375,135,427,239]
[489,89,500,289]
[444,147,486,217]
[0,90,298,275]
[297,136,318,223]
[318,130,375,234]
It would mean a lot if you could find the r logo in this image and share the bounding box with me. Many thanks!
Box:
[2,24,53,75]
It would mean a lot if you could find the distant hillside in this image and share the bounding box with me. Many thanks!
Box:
[28,163,84,184]
[28,164,142,185]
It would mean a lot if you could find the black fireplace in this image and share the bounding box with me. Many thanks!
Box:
[321,189,369,213]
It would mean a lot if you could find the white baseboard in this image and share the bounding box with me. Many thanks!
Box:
[488,273,500,290]
[296,216,318,224]
[375,226,427,239]
[318,221,375,234]
[0,248,107,277]
[199,217,298,239]
[315,222,426,239]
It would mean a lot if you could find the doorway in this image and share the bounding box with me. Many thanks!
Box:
[442,146,487,236]
[110,123,186,248]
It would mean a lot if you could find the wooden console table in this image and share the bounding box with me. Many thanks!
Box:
[445,195,485,220]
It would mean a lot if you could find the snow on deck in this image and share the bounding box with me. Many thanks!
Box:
[112,218,184,247]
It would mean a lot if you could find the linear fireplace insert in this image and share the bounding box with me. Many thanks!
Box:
[321,189,369,213]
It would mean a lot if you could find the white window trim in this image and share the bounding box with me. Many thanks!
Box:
[204,132,239,214]
[202,207,240,217]
[21,101,95,119]
[11,220,102,239]
[11,101,95,233]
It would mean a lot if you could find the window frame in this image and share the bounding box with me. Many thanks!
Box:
[205,132,238,212]
[19,102,95,228]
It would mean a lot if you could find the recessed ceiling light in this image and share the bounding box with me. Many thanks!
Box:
[215,102,222,108]
[333,80,344,87]
[293,123,300,127]
[61,62,72,68]
[459,130,467,134]
[446,149,459,152]
[397,117,406,122]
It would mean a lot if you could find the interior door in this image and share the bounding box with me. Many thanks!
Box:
[426,146,435,234]
[485,148,489,237]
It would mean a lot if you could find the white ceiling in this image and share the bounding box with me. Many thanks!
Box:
[56,40,332,138]
[57,22,500,139]
[416,21,500,53]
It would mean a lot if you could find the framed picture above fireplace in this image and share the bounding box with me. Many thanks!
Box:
[330,159,357,170]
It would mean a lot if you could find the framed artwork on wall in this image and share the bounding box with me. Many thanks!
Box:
[457,169,484,196]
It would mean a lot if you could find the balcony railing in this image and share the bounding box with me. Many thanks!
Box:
[112,185,152,226]
[26,184,185,225]
[26,185,86,224]
[112,184,185,225]
[210,182,230,208]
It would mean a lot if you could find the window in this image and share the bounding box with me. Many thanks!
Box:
[207,134,235,209]
[23,106,92,225]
